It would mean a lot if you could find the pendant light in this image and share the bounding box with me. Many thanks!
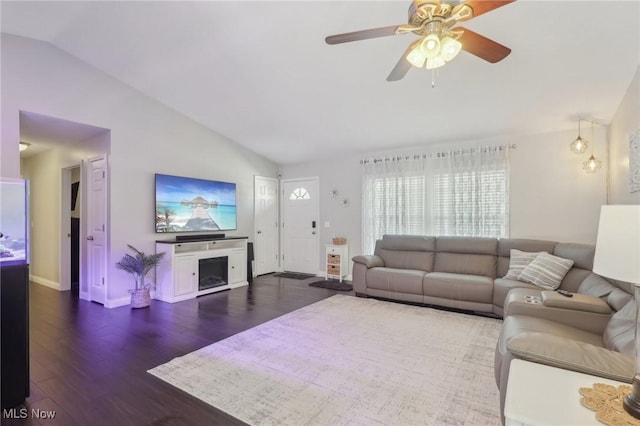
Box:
[570,120,588,154]
[583,120,602,173]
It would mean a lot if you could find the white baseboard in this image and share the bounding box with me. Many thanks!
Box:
[30,275,61,290]
[104,296,131,309]
[104,289,161,309]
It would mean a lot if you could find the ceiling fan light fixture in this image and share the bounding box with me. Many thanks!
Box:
[426,56,446,70]
[440,36,462,62]
[406,44,427,68]
[420,33,441,59]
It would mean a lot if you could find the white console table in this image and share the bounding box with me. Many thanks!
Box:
[505,359,628,426]
[155,237,248,303]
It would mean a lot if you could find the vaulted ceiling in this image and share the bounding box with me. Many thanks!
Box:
[2,1,639,164]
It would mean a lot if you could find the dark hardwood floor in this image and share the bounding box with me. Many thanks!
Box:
[2,275,353,426]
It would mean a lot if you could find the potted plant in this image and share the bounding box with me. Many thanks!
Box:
[116,244,165,308]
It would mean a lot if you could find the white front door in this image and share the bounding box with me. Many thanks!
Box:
[281,178,319,274]
[254,176,279,276]
[87,156,107,304]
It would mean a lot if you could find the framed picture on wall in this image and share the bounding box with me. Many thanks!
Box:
[630,129,640,193]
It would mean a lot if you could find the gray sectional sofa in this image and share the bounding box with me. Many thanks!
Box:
[352,234,636,423]
[352,234,595,316]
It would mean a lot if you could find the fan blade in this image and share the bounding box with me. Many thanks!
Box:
[458,0,516,21]
[325,25,401,45]
[457,27,511,63]
[386,44,415,82]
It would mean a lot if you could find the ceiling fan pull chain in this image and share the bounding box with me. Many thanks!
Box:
[431,69,436,88]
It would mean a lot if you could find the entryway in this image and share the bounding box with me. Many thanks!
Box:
[19,111,110,304]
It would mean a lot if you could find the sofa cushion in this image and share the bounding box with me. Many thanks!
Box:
[518,252,574,290]
[603,299,636,356]
[435,236,498,255]
[498,315,604,356]
[553,243,595,271]
[433,237,498,277]
[366,267,425,294]
[434,253,497,277]
[503,249,542,280]
[578,273,616,298]
[377,234,436,251]
[423,272,494,303]
[375,235,435,271]
[506,332,634,383]
[377,250,435,272]
[607,287,634,312]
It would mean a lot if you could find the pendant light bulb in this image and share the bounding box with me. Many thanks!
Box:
[583,120,601,173]
[583,155,602,173]
[570,120,588,154]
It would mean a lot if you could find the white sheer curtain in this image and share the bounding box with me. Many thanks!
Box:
[361,156,426,254]
[361,146,511,254]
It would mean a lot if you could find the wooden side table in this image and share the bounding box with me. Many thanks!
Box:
[504,359,628,426]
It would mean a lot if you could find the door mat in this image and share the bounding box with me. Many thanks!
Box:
[272,272,317,280]
[308,280,353,291]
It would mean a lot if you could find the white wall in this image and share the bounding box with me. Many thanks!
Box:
[280,128,609,272]
[2,34,278,306]
[609,67,640,204]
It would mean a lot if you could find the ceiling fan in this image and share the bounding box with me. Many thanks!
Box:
[325,0,516,81]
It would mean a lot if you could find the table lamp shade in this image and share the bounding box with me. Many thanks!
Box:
[592,205,640,284]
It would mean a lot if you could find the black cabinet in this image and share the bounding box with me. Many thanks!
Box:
[1,263,30,409]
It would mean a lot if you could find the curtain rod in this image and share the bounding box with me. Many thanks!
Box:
[360,144,517,165]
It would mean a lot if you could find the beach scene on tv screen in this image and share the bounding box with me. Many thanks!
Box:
[155,174,237,233]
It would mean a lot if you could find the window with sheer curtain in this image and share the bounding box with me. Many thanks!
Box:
[361,146,511,254]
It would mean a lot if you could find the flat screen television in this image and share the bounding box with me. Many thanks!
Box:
[155,173,237,233]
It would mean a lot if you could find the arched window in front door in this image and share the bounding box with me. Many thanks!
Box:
[289,187,311,200]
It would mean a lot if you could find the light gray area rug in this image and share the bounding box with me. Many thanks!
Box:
[148,295,503,425]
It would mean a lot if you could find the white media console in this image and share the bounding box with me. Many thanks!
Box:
[155,236,248,303]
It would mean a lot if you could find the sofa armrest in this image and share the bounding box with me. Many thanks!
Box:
[504,289,612,334]
[541,291,612,314]
[506,332,634,383]
[352,255,384,269]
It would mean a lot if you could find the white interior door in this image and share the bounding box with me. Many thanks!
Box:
[87,156,107,304]
[281,178,319,274]
[254,176,279,276]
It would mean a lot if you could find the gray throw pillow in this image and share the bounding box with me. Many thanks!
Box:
[504,249,542,280]
[518,252,574,290]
